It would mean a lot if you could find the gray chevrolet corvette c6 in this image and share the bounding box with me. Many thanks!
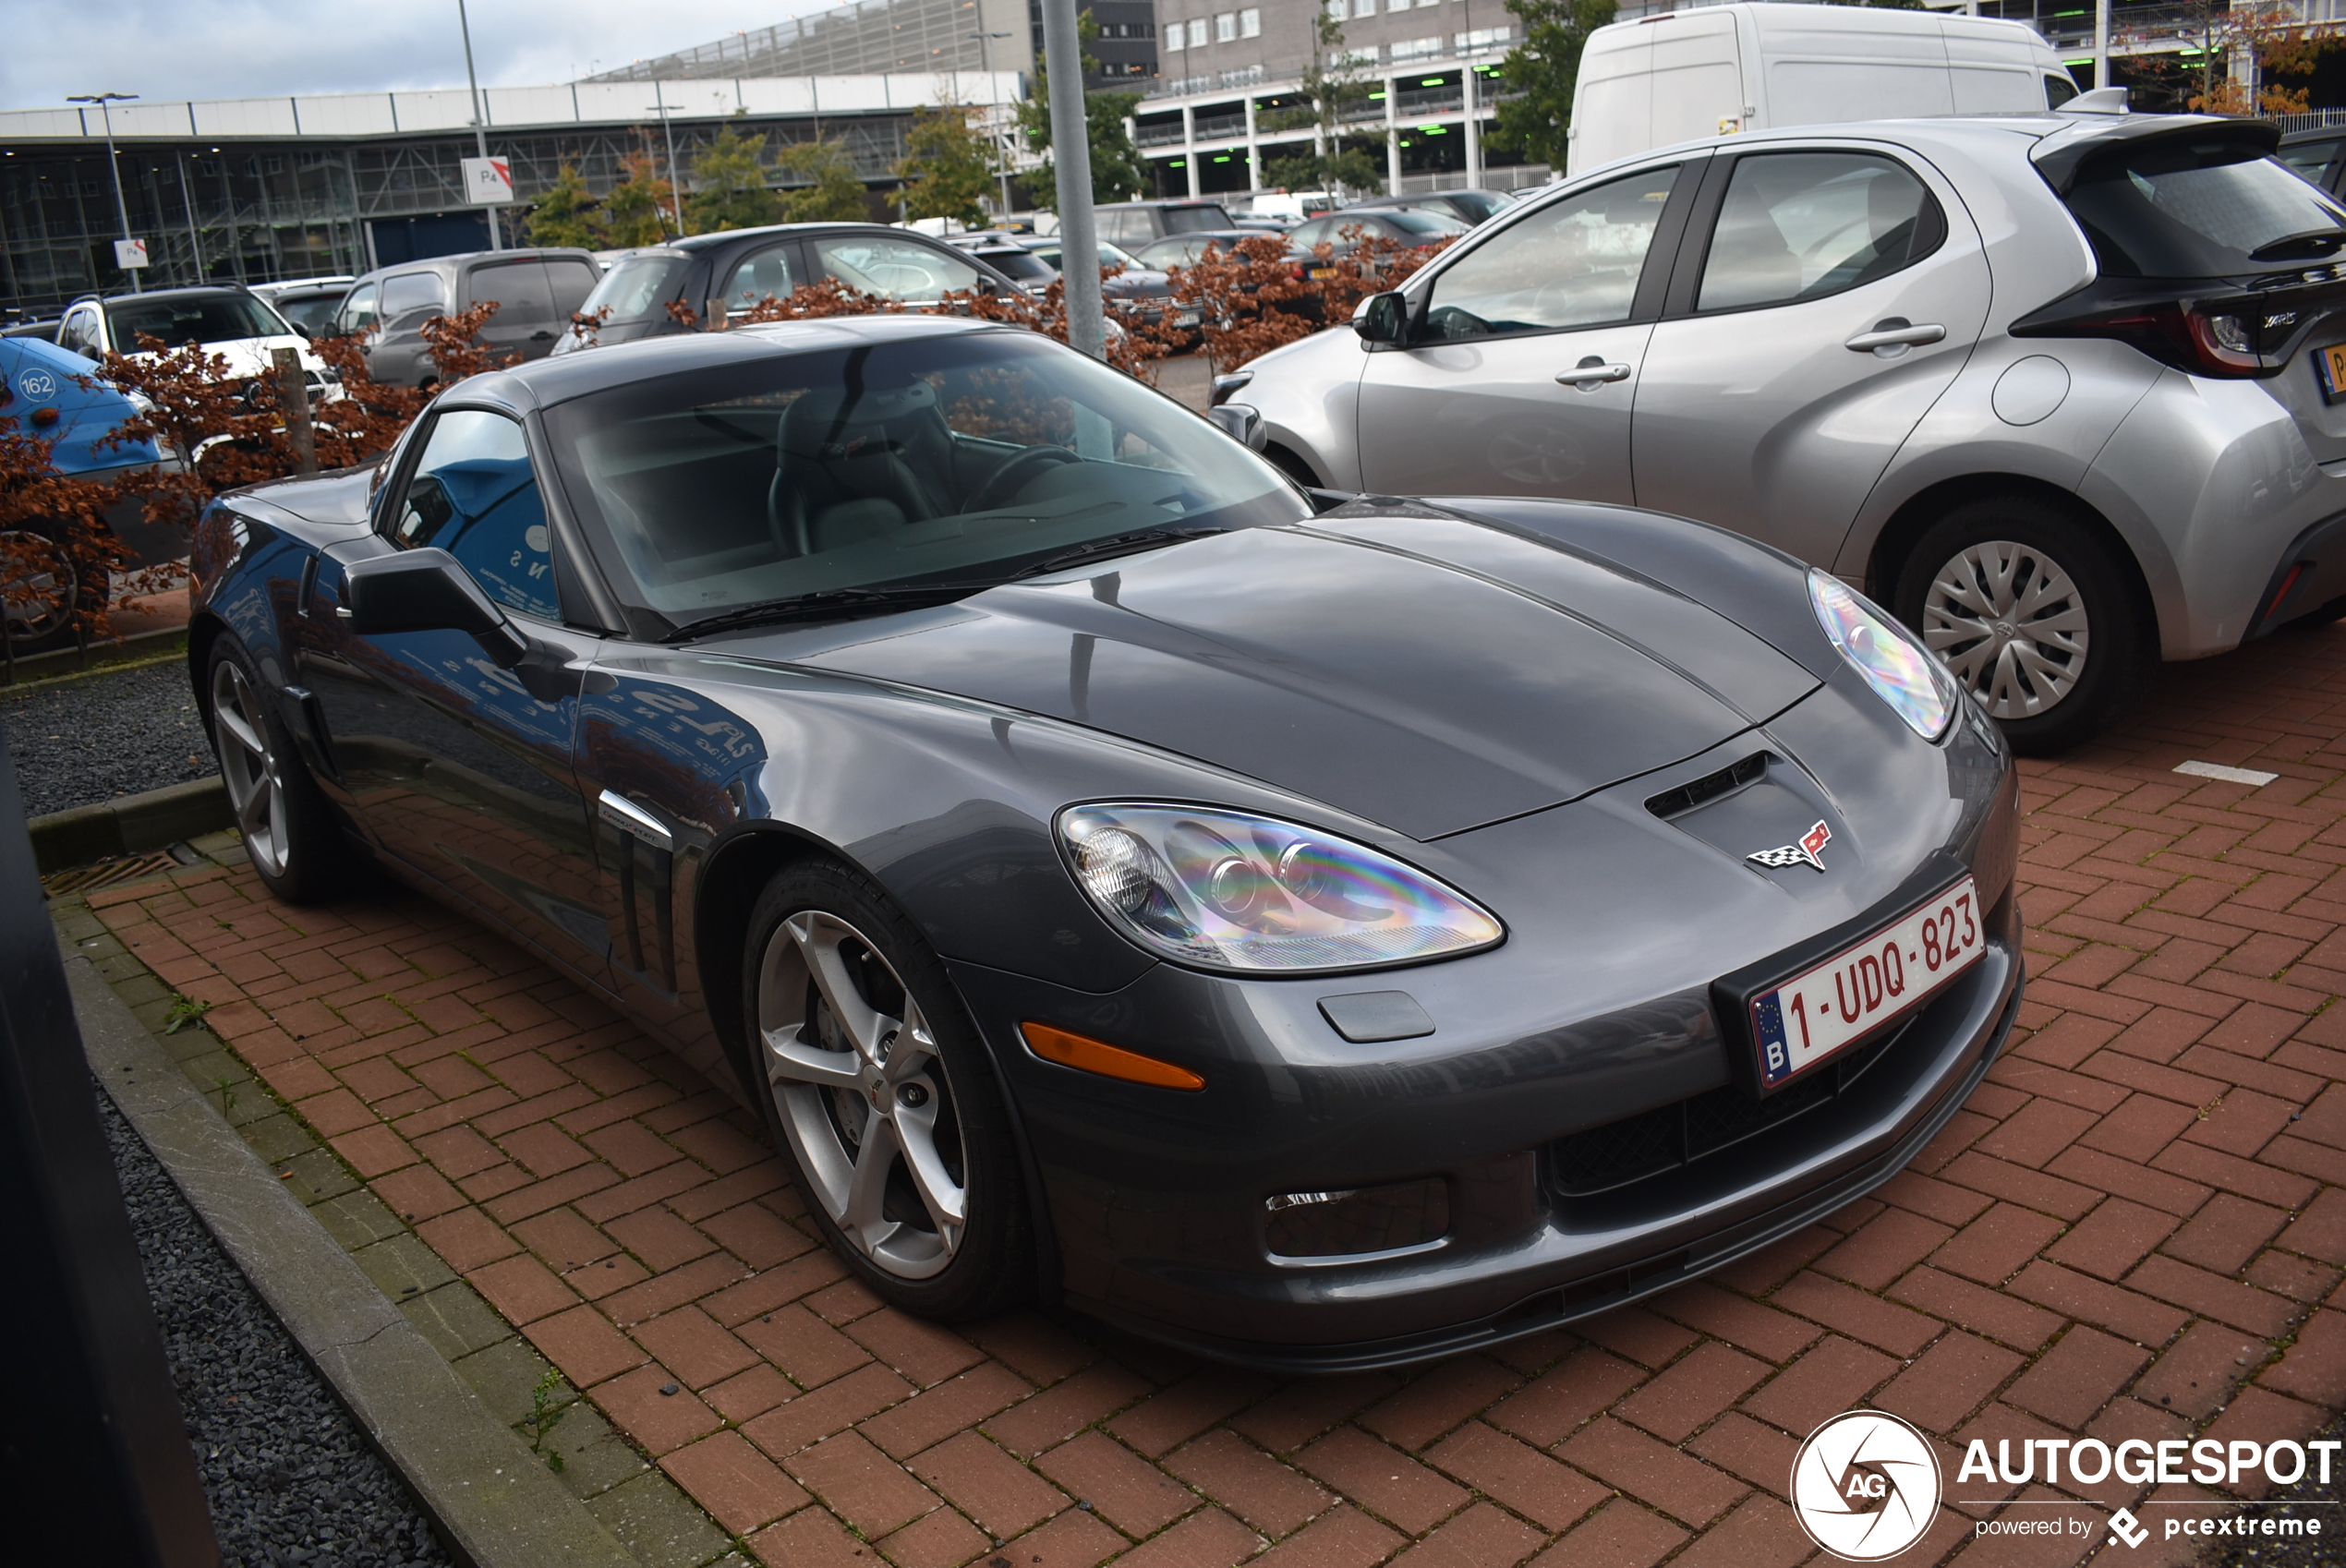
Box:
[187,313,2021,1371]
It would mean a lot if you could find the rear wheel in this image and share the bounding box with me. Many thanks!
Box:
[0,525,103,656]
[1893,496,2151,755]
[742,859,1032,1321]
[206,637,359,903]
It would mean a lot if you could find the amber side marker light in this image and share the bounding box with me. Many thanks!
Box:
[1020,1022,1206,1091]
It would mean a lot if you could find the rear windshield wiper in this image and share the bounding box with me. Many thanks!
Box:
[999,526,1228,583]
[2250,229,2346,262]
[666,582,993,641]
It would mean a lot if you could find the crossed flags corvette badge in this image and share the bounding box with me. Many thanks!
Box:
[1749,820,1833,874]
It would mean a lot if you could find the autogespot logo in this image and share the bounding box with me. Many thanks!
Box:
[1792,1410,1941,1561]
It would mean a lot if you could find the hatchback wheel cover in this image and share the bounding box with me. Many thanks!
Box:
[1921,539,2088,720]
[211,658,293,878]
[0,530,73,645]
[756,911,966,1280]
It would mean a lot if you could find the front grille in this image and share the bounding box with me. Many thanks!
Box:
[1547,1026,1903,1198]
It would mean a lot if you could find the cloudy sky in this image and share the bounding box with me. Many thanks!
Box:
[0,0,835,112]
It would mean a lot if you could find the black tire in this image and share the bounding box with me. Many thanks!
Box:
[1263,443,1321,489]
[1893,495,2153,755]
[740,858,1033,1321]
[203,636,361,903]
[0,525,103,656]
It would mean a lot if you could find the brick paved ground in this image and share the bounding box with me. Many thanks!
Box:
[84,623,2346,1568]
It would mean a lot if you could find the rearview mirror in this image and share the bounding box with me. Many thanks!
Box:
[340,547,529,666]
[1353,292,1408,345]
[1206,403,1266,452]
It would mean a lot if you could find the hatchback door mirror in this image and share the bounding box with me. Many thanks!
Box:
[1205,403,1266,451]
[1353,291,1408,345]
[340,547,529,666]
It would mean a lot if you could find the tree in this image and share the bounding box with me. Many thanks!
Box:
[688,122,780,233]
[2117,0,2345,114]
[605,151,675,247]
[899,105,1000,226]
[1494,0,1618,172]
[1017,11,1147,209]
[525,164,607,249]
[774,139,872,222]
[1263,10,1385,197]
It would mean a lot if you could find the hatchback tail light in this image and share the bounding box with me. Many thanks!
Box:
[2013,272,2346,379]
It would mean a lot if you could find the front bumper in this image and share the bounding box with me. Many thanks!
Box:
[949,675,2022,1370]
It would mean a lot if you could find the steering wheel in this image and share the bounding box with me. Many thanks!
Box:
[965,445,1080,513]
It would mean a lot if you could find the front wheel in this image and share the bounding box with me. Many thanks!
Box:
[1893,497,2152,755]
[206,638,360,902]
[0,526,103,655]
[742,859,1033,1321]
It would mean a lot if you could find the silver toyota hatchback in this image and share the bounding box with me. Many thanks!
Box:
[1229,109,2346,751]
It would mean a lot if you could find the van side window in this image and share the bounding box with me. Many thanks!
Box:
[1696,153,1941,314]
[2045,74,2078,108]
[1419,165,1678,341]
[337,282,379,334]
[380,272,447,322]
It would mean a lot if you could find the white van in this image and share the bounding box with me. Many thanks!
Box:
[1566,2,2078,175]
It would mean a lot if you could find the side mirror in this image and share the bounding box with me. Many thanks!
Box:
[340,547,529,666]
[1353,291,1408,345]
[1206,403,1266,452]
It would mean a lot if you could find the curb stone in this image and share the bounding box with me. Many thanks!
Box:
[29,777,230,874]
[64,923,646,1568]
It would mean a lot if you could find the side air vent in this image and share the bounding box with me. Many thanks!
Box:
[1646,753,1769,820]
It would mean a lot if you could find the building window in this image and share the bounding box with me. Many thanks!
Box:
[1166,21,1184,49]
[1240,6,1261,36]
[1215,12,1236,41]
[1188,17,1208,47]
[1353,0,1374,17]
[1327,0,1347,16]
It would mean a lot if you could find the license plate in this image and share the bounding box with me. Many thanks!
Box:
[1308,266,1337,280]
[1750,877,1983,1091]
[2316,344,2346,404]
[1178,311,1200,327]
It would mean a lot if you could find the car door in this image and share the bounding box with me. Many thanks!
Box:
[1629,145,1991,570]
[1355,160,1696,501]
[711,238,804,318]
[305,406,612,980]
[465,257,562,360]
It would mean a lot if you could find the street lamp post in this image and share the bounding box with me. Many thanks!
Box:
[647,90,687,237]
[1039,0,1104,360]
[970,30,1015,220]
[67,92,140,293]
[454,0,502,249]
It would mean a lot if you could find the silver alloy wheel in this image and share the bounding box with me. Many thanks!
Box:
[1920,539,2090,720]
[0,529,74,645]
[209,657,293,879]
[756,910,966,1280]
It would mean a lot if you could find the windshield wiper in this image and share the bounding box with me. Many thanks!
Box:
[999,526,1228,583]
[665,582,993,641]
[2251,229,2346,262]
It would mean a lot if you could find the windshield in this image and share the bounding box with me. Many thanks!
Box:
[2062,139,2346,276]
[275,292,347,336]
[1383,209,1469,236]
[982,249,1058,284]
[542,328,1305,631]
[107,293,290,347]
[579,252,691,324]
[1163,204,1235,234]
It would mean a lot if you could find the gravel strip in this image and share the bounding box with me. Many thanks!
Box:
[98,1082,453,1568]
[4,661,214,817]
[2195,1409,2345,1566]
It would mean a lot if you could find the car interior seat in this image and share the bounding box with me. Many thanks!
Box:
[771,374,959,556]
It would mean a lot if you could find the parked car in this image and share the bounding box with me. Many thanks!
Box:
[2279,126,2346,195]
[1569,2,2078,176]
[0,333,164,651]
[250,276,357,340]
[1130,229,1289,271]
[53,286,329,390]
[1345,189,1519,226]
[0,318,60,343]
[1094,199,1242,250]
[188,314,2017,1369]
[333,248,600,387]
[1236,109,2346,753]
[1016,237,1197,338]
[1288,208,1469,264]
[554,224,1027,356]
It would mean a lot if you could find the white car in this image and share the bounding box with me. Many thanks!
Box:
[1227,108,2346,752]
[52,286,333,393]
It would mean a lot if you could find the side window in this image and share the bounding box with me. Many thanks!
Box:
[2045,74,2079,109]
[546,259,599,316]
[380,272,447,324]
[337,282,379,333]
[719,243,800,311]
[1697,152,1939,314]
[56,310,95,358]
[2279,137,2342,187]
[1420,164,1678,341]
[468,260,556,326]
[389,409,559,621]
[1291,218,1333,250]
[812,235,979,303]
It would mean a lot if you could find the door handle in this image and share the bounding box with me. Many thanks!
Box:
[1845,318,1946,353]
[1555,358,1632,386]
[529,331,556,342]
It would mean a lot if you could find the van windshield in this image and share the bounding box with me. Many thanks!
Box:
[2062,138,2346,276]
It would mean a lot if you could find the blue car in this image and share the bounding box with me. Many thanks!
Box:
[1,333,166,652]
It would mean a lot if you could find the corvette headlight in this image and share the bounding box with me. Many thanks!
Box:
[1808,570,1954,742]
[1058,803,1504,974]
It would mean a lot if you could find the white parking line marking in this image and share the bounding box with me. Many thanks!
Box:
[2174,760,2280,787]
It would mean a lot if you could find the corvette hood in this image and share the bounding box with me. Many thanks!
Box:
[789,508,1821,838]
